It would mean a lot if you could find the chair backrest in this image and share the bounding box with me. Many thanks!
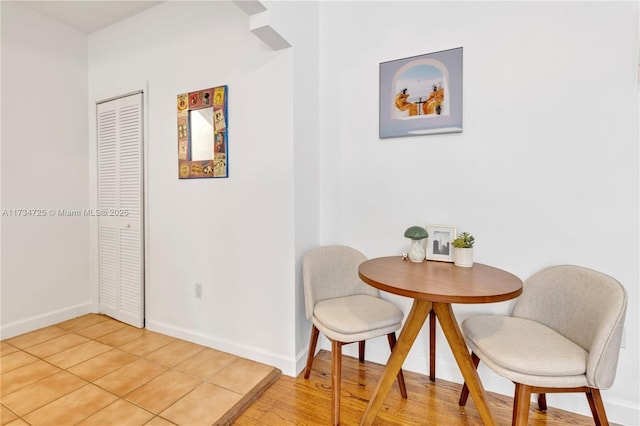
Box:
[302,245,379,320]
[511,265,627,389]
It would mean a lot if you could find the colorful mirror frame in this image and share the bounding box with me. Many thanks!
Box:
[177,85,228,178]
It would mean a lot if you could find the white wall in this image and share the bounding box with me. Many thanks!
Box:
[88,1,298,374]
[263,0,322,370]
[317,1,639,424]
[0,2,91,337]
[1,1,638,422]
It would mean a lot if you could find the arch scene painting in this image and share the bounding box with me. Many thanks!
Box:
[380,48,462,138]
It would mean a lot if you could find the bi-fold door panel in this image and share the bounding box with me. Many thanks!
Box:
[97,93,144,328]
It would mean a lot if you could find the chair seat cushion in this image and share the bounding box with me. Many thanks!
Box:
[313,294,403,342]
[463,315,588,384]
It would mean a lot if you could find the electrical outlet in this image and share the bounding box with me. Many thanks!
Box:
[195,283,203,299]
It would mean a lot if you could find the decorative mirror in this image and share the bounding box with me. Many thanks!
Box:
[177,85,228,178]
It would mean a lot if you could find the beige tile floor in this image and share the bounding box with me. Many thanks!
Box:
[1,314,280,426]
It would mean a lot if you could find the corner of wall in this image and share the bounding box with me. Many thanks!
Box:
[232,1,291,51]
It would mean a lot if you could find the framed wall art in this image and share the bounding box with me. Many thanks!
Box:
[426,224,456,262]
[177,85,228,179]
[380,47,462,138]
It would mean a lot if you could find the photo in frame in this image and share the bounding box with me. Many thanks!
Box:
[380,47,463,138]
[426,225,457,262]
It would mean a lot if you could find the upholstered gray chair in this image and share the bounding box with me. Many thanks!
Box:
[458,265,627,426]
[303,245,407,425]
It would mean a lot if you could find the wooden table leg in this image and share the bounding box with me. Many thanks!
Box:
[429,309,436,381]
[433,302,497,426]
[360,299,432,426]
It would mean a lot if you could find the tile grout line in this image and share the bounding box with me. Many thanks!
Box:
[2,315,278,425]
[1,317,162,424]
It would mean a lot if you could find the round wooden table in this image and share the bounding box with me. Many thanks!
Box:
[358,257,523,426]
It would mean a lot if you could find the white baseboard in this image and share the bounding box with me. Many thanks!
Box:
[0,302,94,339]
[145,319,298,376]
[295,346,309,375]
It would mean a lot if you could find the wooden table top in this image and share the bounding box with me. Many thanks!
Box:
[359,257,523,304]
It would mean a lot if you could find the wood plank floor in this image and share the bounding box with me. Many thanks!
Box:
[235,350,599,426]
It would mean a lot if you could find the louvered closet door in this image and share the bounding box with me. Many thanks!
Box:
[97,93,144,328]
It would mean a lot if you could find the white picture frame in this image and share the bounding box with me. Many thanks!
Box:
[426,225,456,262]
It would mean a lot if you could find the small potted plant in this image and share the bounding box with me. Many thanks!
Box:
[452,232,475,267]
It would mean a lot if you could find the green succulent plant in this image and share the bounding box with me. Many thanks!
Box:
[452,232,475,248]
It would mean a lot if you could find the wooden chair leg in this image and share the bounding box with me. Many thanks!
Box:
[513,383,533,426]
[586,388,609,426]
[429,309,436,381]
[458,351,480,406]
[331,339,343,426]
[537,393,547,410]
[304,325,320,379]
[358,341,365,362]
[387,332,407,399]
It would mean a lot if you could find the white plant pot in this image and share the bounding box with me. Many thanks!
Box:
[454,247,474,267]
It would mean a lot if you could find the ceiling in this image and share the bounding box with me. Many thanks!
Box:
[19,1,164,34]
